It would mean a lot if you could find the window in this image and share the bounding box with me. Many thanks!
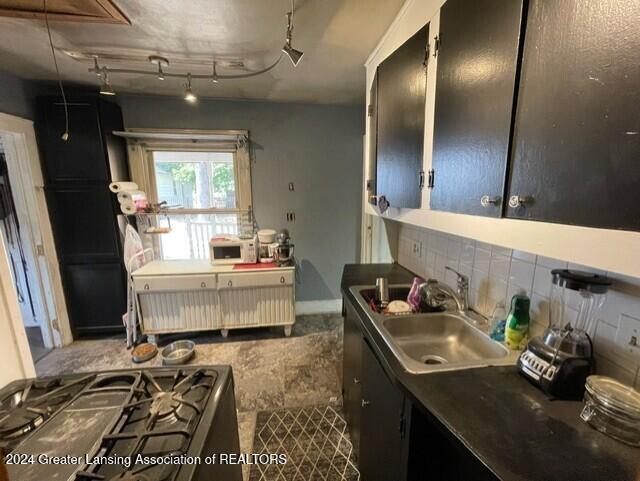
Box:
[152,151,236,209]
[125,130,252,260]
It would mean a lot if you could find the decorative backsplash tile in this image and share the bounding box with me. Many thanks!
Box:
[396,223,640,389]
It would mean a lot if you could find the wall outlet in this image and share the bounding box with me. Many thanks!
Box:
[616,314,640,361]
[411,240,423,259]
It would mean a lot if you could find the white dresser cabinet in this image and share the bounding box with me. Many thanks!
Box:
[132,261,295,339]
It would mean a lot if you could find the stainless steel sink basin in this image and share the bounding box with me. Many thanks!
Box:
[350,285,519,374]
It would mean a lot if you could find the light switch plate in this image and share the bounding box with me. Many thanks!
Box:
[411,240,423,259]
[616,314,640,362]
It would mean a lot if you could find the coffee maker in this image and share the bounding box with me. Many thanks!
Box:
[518,269,611,398]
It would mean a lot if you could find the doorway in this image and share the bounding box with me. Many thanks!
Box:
[0,140,51,361]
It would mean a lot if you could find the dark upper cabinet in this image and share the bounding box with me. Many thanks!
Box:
[38,97,126,184]
[430,0,524,217]
[359,338,407,481]
[366,71,378,205]
[506,0,640,231]
[376,24,429,209]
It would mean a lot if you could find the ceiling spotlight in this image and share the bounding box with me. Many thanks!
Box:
[282,11,304,67]
[149,55,169,80]
[283,42,304,67]
[184,73,197,102]
[99,72,115,96]
[212,61,219,83]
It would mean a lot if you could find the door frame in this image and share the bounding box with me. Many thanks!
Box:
[0,112,73,349]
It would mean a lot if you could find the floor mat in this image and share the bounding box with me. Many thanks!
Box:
[249,405,360,481]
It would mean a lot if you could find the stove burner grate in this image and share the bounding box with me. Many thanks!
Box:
[0,375,95,445]
[75,369,216,481]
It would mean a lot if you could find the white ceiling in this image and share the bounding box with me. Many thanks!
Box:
[0,0,405,104]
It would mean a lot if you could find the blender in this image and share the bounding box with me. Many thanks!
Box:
[518,269,611,398]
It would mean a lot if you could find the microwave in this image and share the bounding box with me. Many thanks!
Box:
[209,236,257,265]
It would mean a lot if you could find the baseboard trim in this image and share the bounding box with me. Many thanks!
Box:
[296,299,342,315]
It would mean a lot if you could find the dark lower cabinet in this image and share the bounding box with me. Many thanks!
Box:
[62,263,127,336]
[359,338,408,481]
[406,404,498,481]
[430,0,525,217]
[506,0,640,230]
[342,301,363,458]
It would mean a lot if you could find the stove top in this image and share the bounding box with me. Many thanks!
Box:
[2,367,233,481]
[0,374,95,452]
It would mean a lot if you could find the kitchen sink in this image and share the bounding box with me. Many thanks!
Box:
[350,285,519,374]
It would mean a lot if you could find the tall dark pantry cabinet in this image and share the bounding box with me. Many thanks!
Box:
[36,96,128,338]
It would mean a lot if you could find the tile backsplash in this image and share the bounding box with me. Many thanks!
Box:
[396,223,640,389]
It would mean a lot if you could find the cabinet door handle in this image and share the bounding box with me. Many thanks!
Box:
[480,195,501,207]
[353,377,360,384]
[280,276,285,284]
[227,280,233,287]
[361,399,370,407]
[201,282,206,288]
[509,195,534,208]
[144,284,150,290]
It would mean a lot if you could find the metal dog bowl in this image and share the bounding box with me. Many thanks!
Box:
[161,340,195,365]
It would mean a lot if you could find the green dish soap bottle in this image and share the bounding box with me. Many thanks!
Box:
[504,294,530,350]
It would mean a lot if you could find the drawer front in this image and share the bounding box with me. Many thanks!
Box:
[218,271,294,290]
[134,274,217,292]
[139,290,221,333]
[220,285,295,328]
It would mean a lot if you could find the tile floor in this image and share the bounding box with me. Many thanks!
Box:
[35,314,347,481]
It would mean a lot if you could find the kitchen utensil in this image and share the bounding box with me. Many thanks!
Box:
[131,342,158,363]
[518,269,611,398]
[375,277,389,308]
[581,375,640,446]
[161,340,195,365]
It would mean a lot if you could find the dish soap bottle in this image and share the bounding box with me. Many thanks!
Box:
[488,301,507,342]
[504,294,530,350]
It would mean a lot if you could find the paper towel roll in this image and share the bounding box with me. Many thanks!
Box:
[109,181,139,193]
[120,201,137,215]
[117,190,147,204]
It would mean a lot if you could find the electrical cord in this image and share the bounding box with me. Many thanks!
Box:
[43,0,69,141]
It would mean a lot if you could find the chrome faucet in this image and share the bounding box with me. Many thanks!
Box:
[420,266,469,312]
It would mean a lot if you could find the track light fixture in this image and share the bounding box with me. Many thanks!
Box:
[282,9,304,67]
[184,73,197,102]
[87,0,304,100]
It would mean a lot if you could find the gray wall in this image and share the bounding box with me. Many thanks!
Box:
[119,94,364,302]
[0,69,38,119]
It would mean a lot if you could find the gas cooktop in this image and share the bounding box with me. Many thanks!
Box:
[1,367,241,481]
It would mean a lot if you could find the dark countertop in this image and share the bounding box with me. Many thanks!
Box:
[341,263,640,481]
